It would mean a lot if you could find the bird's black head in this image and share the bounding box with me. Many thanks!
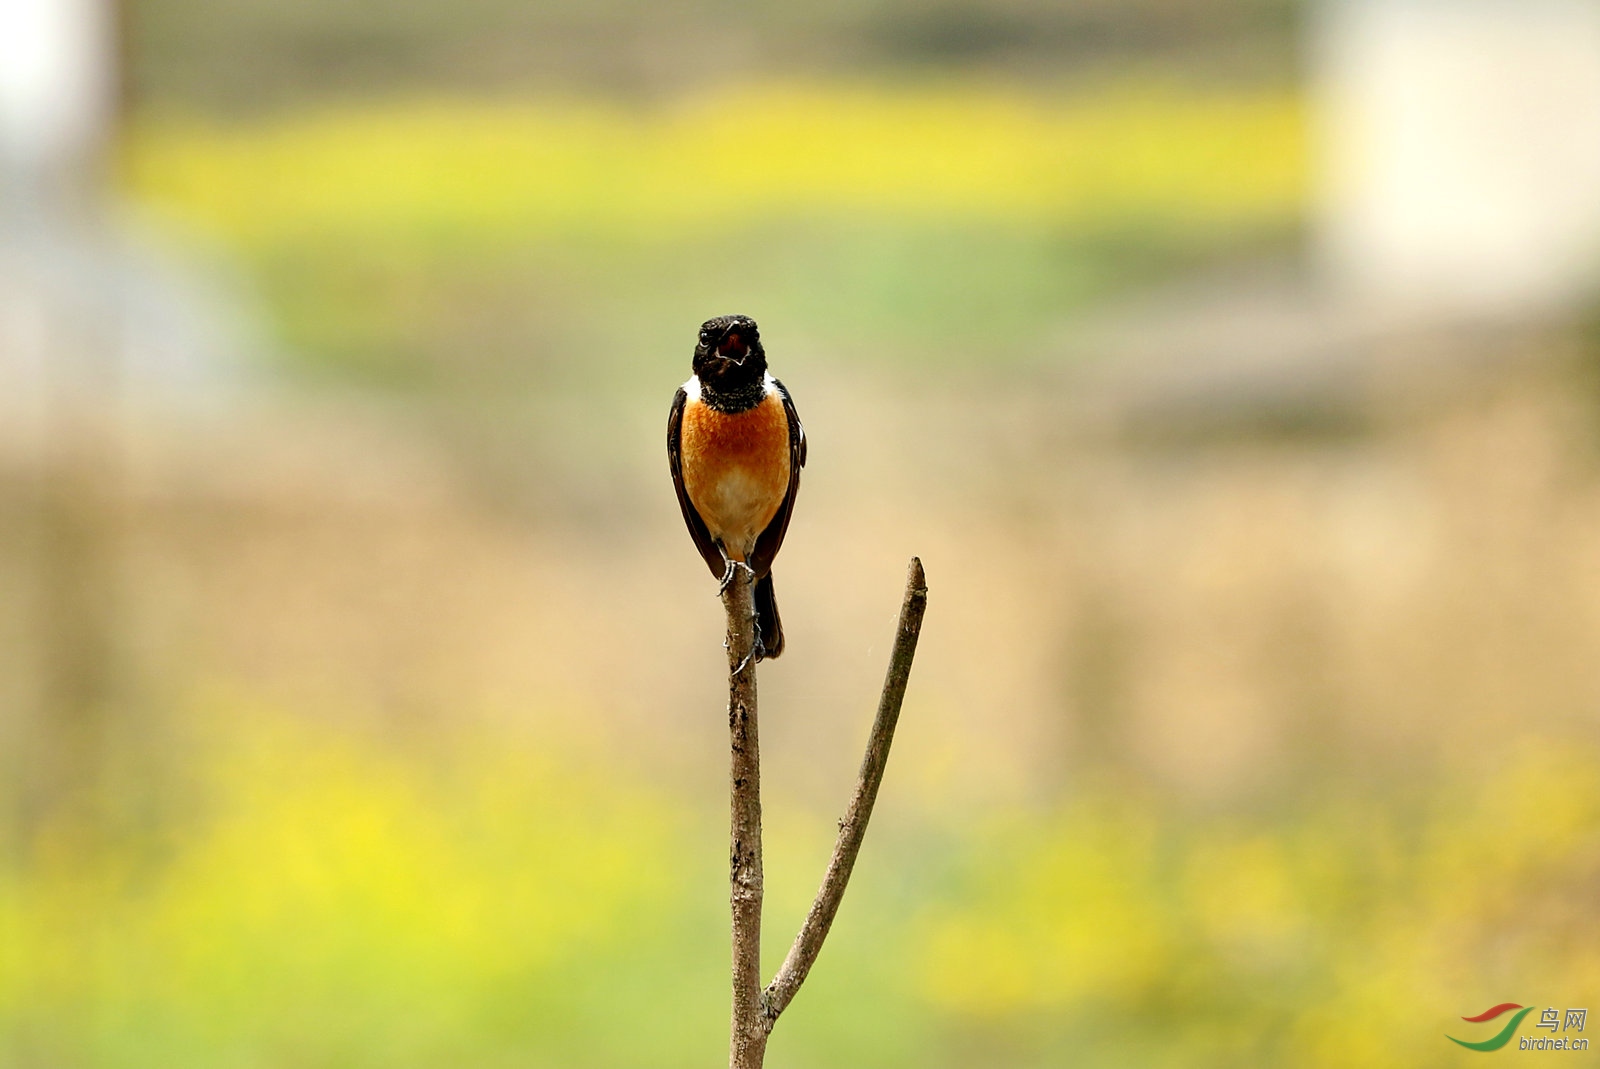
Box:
[692,315,766,408]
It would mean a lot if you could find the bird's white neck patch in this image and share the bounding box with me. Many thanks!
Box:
[686,372,776,402]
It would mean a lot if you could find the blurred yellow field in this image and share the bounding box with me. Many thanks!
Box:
[8,699,1596,1068]
[122,84,1306,246]
[113,82,1307,381]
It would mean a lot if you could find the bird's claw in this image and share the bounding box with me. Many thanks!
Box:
[716,559,755,597]
[733,628,766,673]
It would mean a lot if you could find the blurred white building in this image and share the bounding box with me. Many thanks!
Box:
[1069,0,1600,435]
[1314,0,1600,318]
[0,0,249,448]
[0,0,257,830]
[0,0,113,179]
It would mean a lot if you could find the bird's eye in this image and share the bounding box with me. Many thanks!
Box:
[699,331,710,342]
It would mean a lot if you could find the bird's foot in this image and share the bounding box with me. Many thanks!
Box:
[716,559,755,596]
[734,624,766,673]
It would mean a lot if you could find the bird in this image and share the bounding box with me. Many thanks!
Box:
[667,314,805,660]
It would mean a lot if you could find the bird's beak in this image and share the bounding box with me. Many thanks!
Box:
[718,331,749,364]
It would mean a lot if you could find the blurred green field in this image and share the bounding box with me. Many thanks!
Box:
[120,83,1304,385]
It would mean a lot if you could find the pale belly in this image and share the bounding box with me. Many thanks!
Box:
[680,392,791,561]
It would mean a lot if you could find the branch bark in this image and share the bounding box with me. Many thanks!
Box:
[723,566,766,1069]
[722,558,928,1069]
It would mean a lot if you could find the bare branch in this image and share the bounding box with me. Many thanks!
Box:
[720,557,928,1067]
[723,565,768,1069]
[761,557,928,1025]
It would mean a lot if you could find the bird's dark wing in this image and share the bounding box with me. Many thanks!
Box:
[749,378,805,579]
[668,385,726,579]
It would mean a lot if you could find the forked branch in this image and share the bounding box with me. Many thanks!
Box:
[722,558,929,1069]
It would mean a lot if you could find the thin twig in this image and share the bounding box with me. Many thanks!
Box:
[723,565,767,1069]
[722,557,928,1068]
[762,557,928,1026]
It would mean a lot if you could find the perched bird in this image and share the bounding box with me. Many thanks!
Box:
[667,315,805,659]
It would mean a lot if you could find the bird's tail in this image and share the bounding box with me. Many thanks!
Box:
[754,572,784,660]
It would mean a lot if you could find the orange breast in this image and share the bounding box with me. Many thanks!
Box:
[679,391,792,560]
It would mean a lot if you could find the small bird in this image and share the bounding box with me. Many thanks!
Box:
[668,315,805,659]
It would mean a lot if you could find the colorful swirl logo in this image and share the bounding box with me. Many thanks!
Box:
[1448,1004,1535,1052]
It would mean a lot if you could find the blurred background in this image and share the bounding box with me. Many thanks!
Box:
[4,0,1600,1065]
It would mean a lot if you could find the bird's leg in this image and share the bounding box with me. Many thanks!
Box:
[746,600,767,666]
[720,558,761,673]
[716,552,738,596]
[748,565,766,664]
